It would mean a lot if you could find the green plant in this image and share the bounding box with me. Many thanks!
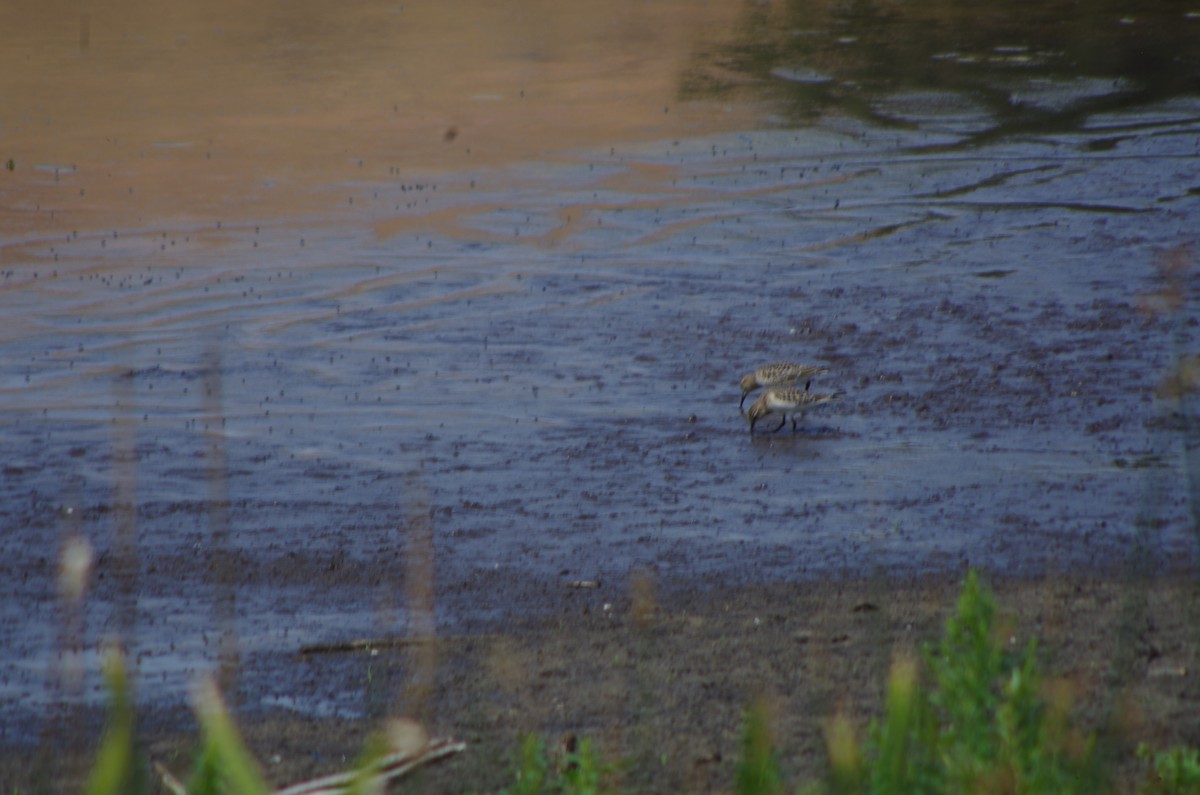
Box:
[188,677,272,795]
[927,571,1098,792]
[824,570,1103,794]
[505,734,552,795]
[737,700,783,795]
[86,660,269,795]
[859,652,938,794]
[86,647,146,795]
[184,739,223,795]
[502,734,614,795]
[561,737,607,795]
[1138,744,1200,794]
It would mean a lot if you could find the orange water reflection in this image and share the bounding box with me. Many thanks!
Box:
[1,0,754,236]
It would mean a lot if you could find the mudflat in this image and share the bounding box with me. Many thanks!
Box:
[9,569,1200,793]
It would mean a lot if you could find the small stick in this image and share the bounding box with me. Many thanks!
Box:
[155,737,466,795]
[275,738,467,795]
[298,637,414,655]
[154,762,187,795]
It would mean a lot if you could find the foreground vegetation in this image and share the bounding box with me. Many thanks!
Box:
[497,572,1198,795]
[79,570,1198,795]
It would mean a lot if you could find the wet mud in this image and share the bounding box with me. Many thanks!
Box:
[5,106,1199,735]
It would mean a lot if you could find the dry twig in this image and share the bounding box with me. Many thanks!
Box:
[154,736,466,795]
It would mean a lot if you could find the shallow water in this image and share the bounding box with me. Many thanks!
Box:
[2,0,1199,736]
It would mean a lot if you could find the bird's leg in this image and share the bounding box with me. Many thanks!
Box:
[772,415,786,433]
[804,379,811,392]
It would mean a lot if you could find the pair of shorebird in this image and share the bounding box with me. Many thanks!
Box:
[739,361,838,434]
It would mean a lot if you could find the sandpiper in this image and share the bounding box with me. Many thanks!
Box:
[739,361,828,413]
[747,386,838,434]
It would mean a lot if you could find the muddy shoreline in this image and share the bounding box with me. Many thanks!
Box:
[5,112,1200,785]
[7,567,1200,794]
[5,111,1200,787]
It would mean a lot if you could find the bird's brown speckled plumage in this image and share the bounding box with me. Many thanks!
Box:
[738,361,828,412]
[747,386,838,433]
